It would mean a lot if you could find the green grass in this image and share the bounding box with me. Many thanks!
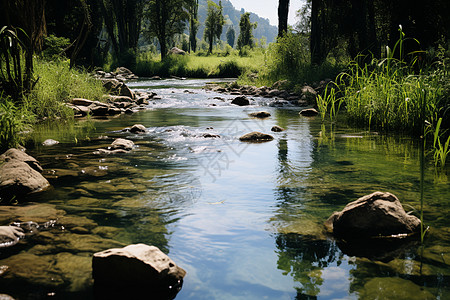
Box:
[27,59,104,120]
[0,58,105,150]
[134,49,265,78]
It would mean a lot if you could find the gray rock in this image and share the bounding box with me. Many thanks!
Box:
[299,108,319,117]
[119,84,135,99]
[239,132,274,142]
[111,138,134,151]
[92,244,186,287]
[231,96,250,106]
[325,191,421,239]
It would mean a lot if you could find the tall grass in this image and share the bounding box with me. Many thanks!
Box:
[1,58,105,150]
[27,59,104,120]
[0,93,33,152]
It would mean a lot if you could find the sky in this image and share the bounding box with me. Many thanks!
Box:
[228,0,305,26]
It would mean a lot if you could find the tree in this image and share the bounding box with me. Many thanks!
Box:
[278,0,289,37]
[226,26,235,48]
[204,0,224,54]
[98,0,144,67]
[237,12,257,50]
[144,0,190,60]
[188,0,199,52]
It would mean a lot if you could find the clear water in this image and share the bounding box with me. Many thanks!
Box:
[0,79,449,299]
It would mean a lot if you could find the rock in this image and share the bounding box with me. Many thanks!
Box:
[0,226,25,248]
[0,149,50,201]
[249,111,271,118]
[149,76,162,80]
[108,95,133,103]
[89,104,110,116]
[0,148,43,173]
[202,133,220,138]
[231,96,250,106]
[168,47,186,55]
[271,125,285,132]
[268,89,282,97]
[0,294,15,300]
[72,98,94,106]
[111,138,134,151]
[101,79,121,92]
[119,84,135,99]
[239,132,274,142]
[325,191,421,240]
[269,99,291,107]
[301,85,317,104]
[116,67,133,76]
[299,108,319,117]
[129,124,146,134]
[92,244,186,288]
[271,80,289,90]
[42,139,59,146]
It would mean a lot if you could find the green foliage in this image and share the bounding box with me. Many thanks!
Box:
[41,34,70,60]
[249,32,343,87]
[28,59,104,120]
[144,0,190,60]
[432,118,450,169]
[0,94,32,151]
[226,26,235,48]
[0,26,30,101]
[135,48,263,78]
[204,0,224,54]
[237,12,257,50]
[316,84,342,122]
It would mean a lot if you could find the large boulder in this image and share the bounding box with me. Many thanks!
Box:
[248,111,271,119]
[239,132,274,143]
[92,244,186,289]
[0,149,50,201]
[325,191,421,240]
[111,138,134,151]
[299,108,319,117]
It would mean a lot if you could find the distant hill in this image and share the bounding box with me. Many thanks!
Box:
[197,0,278,46]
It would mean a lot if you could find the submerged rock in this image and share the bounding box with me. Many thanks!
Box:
[299,108,319,117]
[249,111,271,119]
[325,191,421,240]
[271,125,285,132]
[42,139,59,146]
[239,132,274,143]
[93,244,186,289]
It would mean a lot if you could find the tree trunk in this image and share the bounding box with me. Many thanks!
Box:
[278,0,289,37]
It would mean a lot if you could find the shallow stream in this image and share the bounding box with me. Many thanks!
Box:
[0,79,449,299]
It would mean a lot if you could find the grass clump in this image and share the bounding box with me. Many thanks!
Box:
[28,59,104,120]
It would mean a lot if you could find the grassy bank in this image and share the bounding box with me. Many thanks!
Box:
[0,59,104,151]
[134,49,265,78]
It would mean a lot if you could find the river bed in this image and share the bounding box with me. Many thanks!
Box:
[0,78,449,299]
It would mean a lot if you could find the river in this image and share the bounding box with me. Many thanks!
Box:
[0,79,449,299]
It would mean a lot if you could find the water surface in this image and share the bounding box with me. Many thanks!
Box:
[1,78,449,299]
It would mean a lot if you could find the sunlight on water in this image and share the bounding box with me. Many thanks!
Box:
[0,79,449,299]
